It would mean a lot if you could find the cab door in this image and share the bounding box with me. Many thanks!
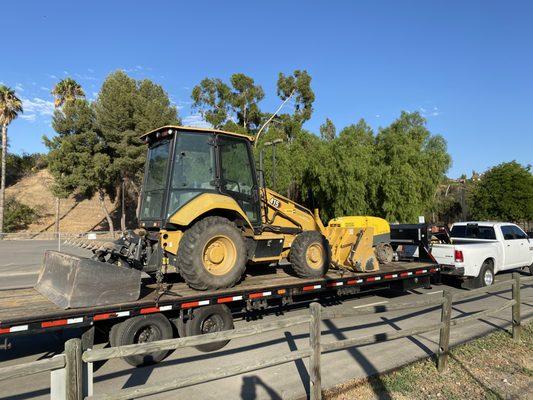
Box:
[501,225,529,268]
[217,135,261,227]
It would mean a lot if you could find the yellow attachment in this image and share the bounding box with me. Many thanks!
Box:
[325,226,379,273]
[202,235,237,276]
[328,216,389,235]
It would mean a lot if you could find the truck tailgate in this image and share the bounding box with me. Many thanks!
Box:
[431,244,455,266]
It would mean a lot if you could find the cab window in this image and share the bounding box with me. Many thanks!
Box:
[501,225,528,240]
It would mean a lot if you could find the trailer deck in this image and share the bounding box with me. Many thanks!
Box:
[0,261,438,337]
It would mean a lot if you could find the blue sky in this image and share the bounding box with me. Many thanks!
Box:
[2,1,532,178]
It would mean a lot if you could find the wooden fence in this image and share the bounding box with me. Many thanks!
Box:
[1,273,531,400]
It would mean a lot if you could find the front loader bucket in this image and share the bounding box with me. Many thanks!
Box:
[35,250,141,309]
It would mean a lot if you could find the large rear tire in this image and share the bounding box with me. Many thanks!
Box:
[289,231,331,278]
[114,314,173,367]
[178,216,247,290]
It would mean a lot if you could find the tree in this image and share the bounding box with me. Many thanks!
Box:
[51,78,86,234]
[319,118,336,141]
[94,71,179,230]
[305,120,375,221]
[51,78,85,108]
[372,111,451,222]
[229,73,264,131]
[276,70,315,140]
[191,78,232,129]
[191,74,264,133]
[46,98,118,232]
[0,86,23,233]
[468,161,533,222]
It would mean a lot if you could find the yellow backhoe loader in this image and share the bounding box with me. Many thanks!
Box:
[36,126,386,309]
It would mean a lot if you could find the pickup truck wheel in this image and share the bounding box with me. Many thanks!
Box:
[186,305,234,352]
[478,261,494,287]
[115,314,173,367]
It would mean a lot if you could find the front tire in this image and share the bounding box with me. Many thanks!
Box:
[289,231,331,278]
[178,216,247,290]
[185,305,234,352]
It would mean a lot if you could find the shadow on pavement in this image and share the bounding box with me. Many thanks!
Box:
[322,319,393,400]
[240,375,282,400]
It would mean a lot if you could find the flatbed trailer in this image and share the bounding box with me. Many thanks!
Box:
[0,259,439,363]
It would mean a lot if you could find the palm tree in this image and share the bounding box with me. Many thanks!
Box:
[0,86,23,234]
[51,78,85,108]
[50,78,85,235]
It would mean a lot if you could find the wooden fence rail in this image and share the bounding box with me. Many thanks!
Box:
[1,274,531,400]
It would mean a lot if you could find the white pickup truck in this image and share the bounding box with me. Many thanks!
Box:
[431,222,533,288]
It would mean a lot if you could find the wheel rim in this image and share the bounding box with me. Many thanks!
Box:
[484,269,494,286]
[201,314,224,334]
[135,326,159,344]
[306,243,324,270]
[202,235,237,276]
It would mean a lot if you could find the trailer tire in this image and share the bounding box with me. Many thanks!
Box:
[186,305,234,352]
[178,216,247,290]
[289,231,331,278]
[109,321,122,347]
[114,314,173,366]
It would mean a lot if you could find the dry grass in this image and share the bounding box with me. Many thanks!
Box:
[6,169,116,234]
[325,322,533,400]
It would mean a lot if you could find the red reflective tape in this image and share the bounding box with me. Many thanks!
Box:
[400,272,409,277]
[181,301,199,309]
[0,328,10,334]
[384,274,393,279]
[430,268,437,273]
[42,319,68,328]
[303,285,316,291]
[366,277,376,282]
[249,293,263,299]
[415,270,424,275]
[93,313,111,321]
[140,307,160,314]
[218,297,234,303]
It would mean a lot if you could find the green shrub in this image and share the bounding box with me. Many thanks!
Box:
[3,197,40,232]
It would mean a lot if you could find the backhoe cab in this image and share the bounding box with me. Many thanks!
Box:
[36,125,387,309]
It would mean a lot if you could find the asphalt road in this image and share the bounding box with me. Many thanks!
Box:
[0,240,92,289]
[0,242,531,400]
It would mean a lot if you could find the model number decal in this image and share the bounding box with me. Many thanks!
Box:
[269,197,281,208]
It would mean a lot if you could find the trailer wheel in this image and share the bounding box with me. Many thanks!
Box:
[178,216,247,290]
[114,314,173,367]
[289,231,331,278]
[186,305,234,352]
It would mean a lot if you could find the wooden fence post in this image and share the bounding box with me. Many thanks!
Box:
[437,290,452,372]
[65,338,83,400]
[309,302,322,400]
[512,272,521,341]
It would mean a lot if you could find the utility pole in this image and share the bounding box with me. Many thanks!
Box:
[261,139,283,189]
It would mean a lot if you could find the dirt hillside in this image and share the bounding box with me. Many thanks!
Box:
[6,169,116,234]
